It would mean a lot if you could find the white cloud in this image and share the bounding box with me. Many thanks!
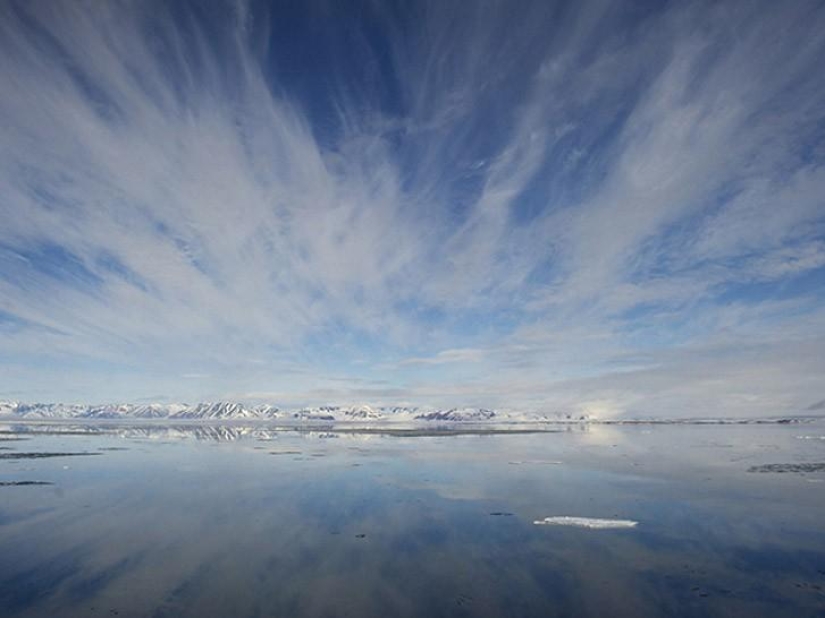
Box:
[0,0,823,414]
[398,348,485,366]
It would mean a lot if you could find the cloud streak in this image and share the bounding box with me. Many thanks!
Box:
[0,0,824,415]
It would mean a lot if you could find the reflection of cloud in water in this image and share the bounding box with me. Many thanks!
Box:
[2,422,825,616]
[0,424,359,443]
[573,424,625,447]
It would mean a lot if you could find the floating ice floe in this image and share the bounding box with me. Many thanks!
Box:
[533,516,638,529]
[796,436,825,440]
[508,460,563,465]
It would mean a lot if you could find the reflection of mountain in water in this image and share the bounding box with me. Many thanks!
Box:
[0,422,590,442]
[0,423,290,442]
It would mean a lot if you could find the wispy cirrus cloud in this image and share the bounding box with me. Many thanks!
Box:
[0,0,823,414]
[397,348,485,367]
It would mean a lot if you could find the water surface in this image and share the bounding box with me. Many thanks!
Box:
[1,421,824,617]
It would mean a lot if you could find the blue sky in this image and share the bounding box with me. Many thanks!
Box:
[1,0,824,416]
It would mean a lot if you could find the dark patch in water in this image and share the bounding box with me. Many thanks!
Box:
[748,463,825,473]
[455,593,473,607]
[0,452,101,460]
[0,481,54,486]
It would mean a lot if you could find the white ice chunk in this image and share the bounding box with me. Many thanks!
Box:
[533,516,638,529]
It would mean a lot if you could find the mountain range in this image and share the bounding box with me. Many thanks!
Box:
[0,401,574,423]
[4,401,810,424]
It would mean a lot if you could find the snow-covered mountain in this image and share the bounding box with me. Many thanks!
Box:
[414,407,496,421]
[0,401,280,421]
[171,402,270,420]
[1,400,813,424]
[0,400,535,423]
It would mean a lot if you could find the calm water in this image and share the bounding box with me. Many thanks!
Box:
[1,422,824,617]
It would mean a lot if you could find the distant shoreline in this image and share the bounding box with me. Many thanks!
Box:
[0,415,819,440]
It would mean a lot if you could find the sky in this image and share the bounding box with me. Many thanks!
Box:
[1,0,824,417]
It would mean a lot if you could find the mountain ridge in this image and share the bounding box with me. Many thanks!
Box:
[0,400,574,423]
[3,400,814,424]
